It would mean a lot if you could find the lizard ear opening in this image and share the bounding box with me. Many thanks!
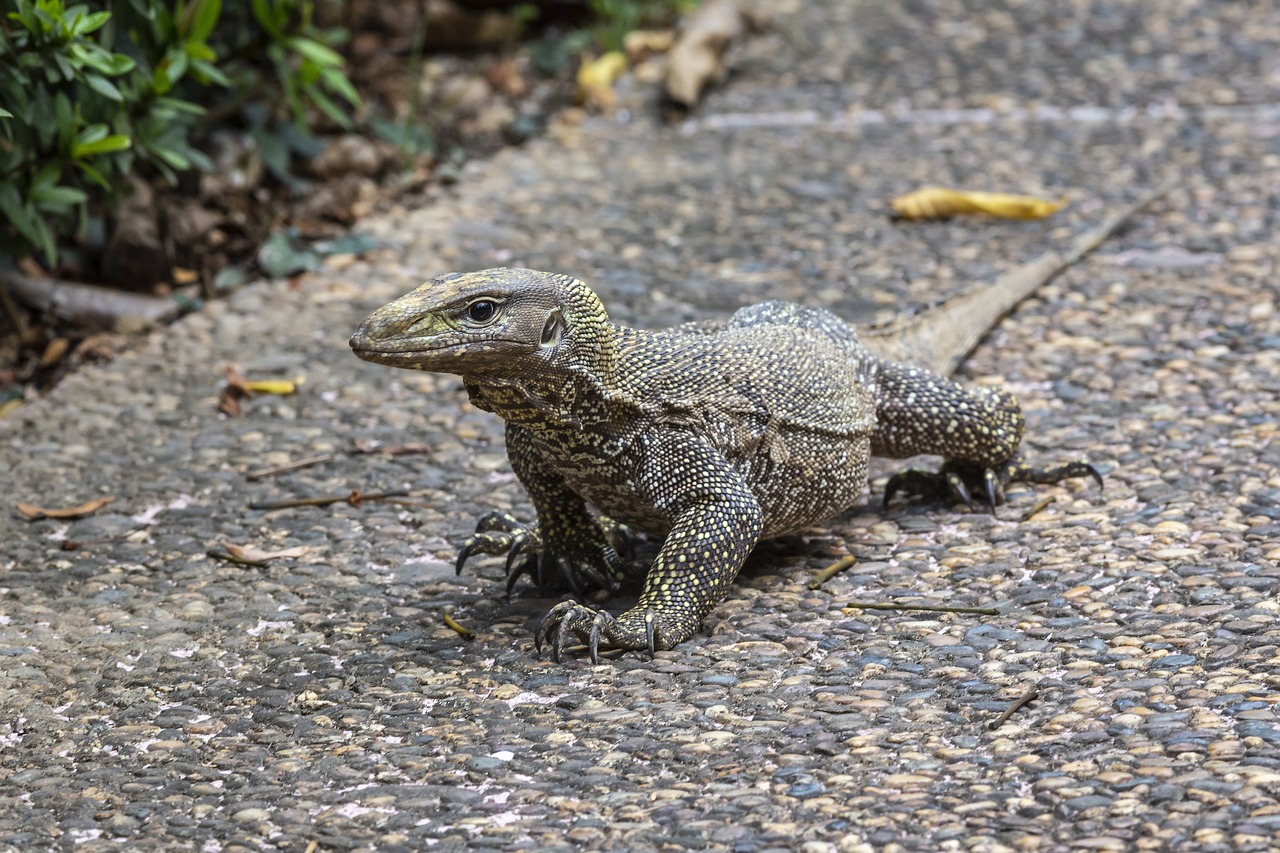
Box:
[540,309,563,348]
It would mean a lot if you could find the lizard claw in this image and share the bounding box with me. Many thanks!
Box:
[945,472,974,510]
[504,553,540,596]
[983,468,1000,512]
[457,511,626,597]
[458,511,537,575]
[535,601,665,663]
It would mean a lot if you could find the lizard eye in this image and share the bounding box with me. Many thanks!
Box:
[466,300,497,323]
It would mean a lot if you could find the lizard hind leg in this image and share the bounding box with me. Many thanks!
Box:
[883,455,1103,511]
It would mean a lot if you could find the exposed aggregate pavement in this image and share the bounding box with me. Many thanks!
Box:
[3,1,1280,851]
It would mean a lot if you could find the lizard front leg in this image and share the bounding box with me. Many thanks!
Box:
[872,360,1100,508]
[538,431,763,662]
[457,423,626,596]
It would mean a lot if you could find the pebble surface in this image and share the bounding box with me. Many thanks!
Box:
[3,1,1280,850]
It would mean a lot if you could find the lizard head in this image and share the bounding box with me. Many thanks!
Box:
[350,267,611,378]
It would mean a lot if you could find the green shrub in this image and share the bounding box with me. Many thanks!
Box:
[0,0,358,268]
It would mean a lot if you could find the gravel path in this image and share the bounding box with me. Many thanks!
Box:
[3,1,1279,850]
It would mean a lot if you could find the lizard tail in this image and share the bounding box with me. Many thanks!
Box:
[860,180,1173,378]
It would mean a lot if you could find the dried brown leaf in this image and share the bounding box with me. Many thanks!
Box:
[223,542,312,563]
[664,0,743,107]
[624,29,676,62]
[40,337,70,368]
[17,496,114,520]
[218,386,243,417]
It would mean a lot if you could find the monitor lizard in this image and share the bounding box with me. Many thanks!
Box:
[351,187,1165,662]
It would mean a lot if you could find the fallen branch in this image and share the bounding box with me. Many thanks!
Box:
[843,601,1000,616]
[245,454,334,481]
[247,489,409,510]
[1,270,180,332]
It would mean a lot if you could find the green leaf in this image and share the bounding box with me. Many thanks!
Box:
[213,263,248,293]
[52,92,74,147]
[75,123,109,146]
[304,85,352,130]
[250,0,282,38]
[73,159,110,190]
[0,185,25,230]
[319,66,359,106]
[83,73,123,101]
[155,96,206,115]
[252,127,290,180]
[74,10,111,36]
[150,144,191,171]
[162,48,189,88]
[31,184,89,208]
[0,108,11,119]
[257,231,321,278]
[31,214,57,266]
[70,42,136,76]
[190,56,230,87]
[31,161,62,190]
[72,132,131,157]
[151,64,173,95]
[287,36,345,68]
[188,0,221,43]
[0,185,56,264]
[52,51,75,82]
[315,232,381,256]
[184,38,215,62]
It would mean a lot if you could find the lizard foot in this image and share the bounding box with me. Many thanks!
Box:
[884,458,1103,511]
[534,601,674,664]
[456,512,630,597]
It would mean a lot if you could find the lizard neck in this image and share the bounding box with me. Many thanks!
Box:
[463,355,622,429]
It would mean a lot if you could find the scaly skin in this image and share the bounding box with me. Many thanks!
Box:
[350,190,1164,661]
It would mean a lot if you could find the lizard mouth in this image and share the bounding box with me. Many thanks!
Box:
[349,335,536,367]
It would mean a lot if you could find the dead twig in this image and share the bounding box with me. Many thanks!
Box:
[247,489,408,510]
[989,686,1040,729]
[1019,495,1056,522]
[245,454,334,481]
[843,601,1000,616]
[808,555,855,590]
[0,277,28,338]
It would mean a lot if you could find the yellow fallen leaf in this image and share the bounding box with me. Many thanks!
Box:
[577,51,628,111]
[240,379,297,395]
[442,612,474,640]
[16,496,114,520]
[0,398,21,419]
[891,187,1068,221]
